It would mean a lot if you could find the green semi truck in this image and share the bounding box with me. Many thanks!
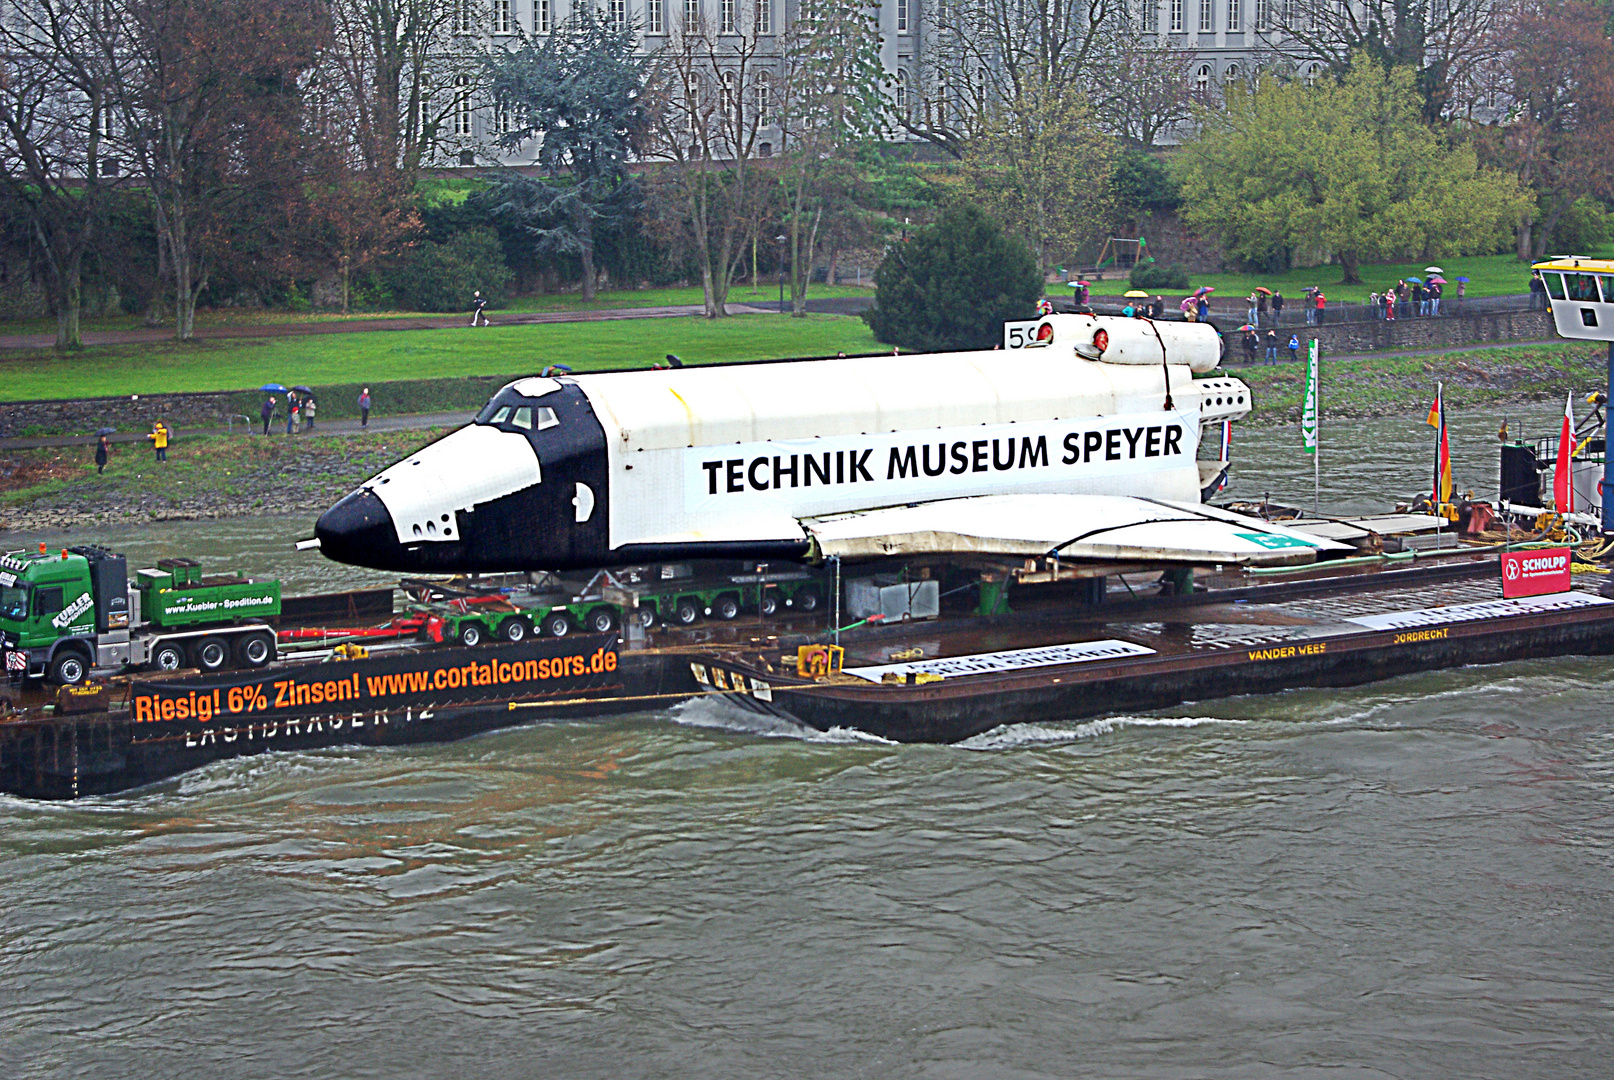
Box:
[0,545,281,685]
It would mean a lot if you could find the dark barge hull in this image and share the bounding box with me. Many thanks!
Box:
[701,599,1614,743]
[0,644,694,800]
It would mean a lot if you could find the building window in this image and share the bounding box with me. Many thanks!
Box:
[1227,0,1240,29]
[894,69,909,116]
[1196,63,1210,93]
[721,71,737,122]
[1303,62,1320,84]
[684,0,699,27]
[897,0,909,32]
[686,77,700,132]
[452,0,474,34]
[1224,62,1240,86]
[492,0,511,32]
[1169,0,1183,31]
[453,74,473,136]
[537,0,552,30]
[755,75,771,122]
[758,141,772,157]
[496,101,513,134]
[647,0,663,31]
[611,0,627,29]
[720,0,734,31]
[1141,0,1158,31]
[934,80,947,124]
[757,0,772,32]
[1199,0,1213,30]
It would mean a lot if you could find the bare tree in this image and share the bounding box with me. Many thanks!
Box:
[0,0,121,348]
[1091,32,1196,147]
[109,0,324,339]
[776,0,883,314]
[1260,0,1505,121]
[644,3,777,316]
[900,0,1127,157]
[322,0,485,176]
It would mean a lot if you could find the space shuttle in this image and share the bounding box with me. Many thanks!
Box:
[315,314,1343,573]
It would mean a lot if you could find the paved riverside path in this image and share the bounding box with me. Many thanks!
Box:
[0,336,1571,453]
[0,302,776,351]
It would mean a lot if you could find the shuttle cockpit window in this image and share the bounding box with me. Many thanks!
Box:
[1544,273,1566,300]
[476,395,562,434]
[1566,273,1602,302]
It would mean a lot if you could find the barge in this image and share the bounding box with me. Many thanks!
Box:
[686,549,1614,742]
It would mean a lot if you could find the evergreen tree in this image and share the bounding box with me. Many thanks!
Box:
[864,204,1041,352]
[485,11,647,300]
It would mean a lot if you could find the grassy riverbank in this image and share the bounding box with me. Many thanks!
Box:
[0,428,447,533]
[1230,343,1607,426]
[0,313,881,401]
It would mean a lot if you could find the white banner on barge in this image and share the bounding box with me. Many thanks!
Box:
[844,639,1157,683]
[1342,591,1612,632]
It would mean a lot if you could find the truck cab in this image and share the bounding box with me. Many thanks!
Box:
[0,545,280,685]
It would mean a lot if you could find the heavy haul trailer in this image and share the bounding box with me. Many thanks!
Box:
[0,546,280,685]
[618,563,825,627]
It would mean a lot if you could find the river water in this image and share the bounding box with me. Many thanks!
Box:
[4,402,1612,1078]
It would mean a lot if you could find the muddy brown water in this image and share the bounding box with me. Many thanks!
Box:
[3,403,1611,1078]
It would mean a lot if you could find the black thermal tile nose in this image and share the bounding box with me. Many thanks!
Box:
[315,489,406,571]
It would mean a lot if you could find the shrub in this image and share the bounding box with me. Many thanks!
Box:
[381,228,513,313]
[1129,261,1190,290]
[863,204,1041,352]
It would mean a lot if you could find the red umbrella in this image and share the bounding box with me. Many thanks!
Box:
[1254,286,1274,294]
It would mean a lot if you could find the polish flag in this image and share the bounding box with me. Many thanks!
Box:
[1554,392,1575,513]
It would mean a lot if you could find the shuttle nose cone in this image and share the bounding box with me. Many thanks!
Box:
[316,489,406,571]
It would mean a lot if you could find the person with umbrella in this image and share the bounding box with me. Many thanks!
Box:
[1240,325,1259,363]
[1255,287,1270,325]
[94,429,112,474]
[1194,286,1212,323]
[260,395,276,436]
[286,391,299,435]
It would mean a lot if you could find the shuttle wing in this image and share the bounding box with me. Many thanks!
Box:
[800,494,1352,566]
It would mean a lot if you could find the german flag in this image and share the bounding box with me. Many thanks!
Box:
[1426,385,1452,506]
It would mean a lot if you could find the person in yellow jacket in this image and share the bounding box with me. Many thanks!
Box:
[147,421,170,462]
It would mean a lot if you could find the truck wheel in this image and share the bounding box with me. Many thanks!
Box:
[714,594,740,620]
[151,642,185,672]
[760,592,779,617]
[499,617,529,643]
[674,599,700,625]
[49,649,90,686]
[458,622,484,648]
[586,607,618,633]
[192,637,229,672]
[234,632,275,669]
[543,612,572,638]
[795,588,822,612]
[636,606,656,629]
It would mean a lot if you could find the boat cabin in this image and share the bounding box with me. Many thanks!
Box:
[1535,256,1614,341]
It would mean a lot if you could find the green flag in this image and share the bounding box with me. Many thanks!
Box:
[1301,339,1319,454]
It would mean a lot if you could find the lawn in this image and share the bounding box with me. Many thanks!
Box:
[503,283,874,313]
[1075,249,1614,304]
[0,313,882,401]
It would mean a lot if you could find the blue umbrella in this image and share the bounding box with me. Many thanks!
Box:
[258,383,289,393]
[1405,276,1423,285]
[1456,276,1470,283]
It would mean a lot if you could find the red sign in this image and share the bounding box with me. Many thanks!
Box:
[1501,547,1572,598]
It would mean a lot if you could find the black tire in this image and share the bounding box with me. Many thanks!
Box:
[151,642,185,672]
[499,617,529,643]
[674,599,700,625]
[49,649,90,686]
[794,587,822,612]
[635,606,656,629]
[192,636,229,672]
[233,631,275,669]
[458,622,484,648]
[586,607,618,634]
[543,612,572,638]
[714,594,740,620]
[760,592,779,617]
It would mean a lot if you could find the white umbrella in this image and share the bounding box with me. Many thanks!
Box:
[1425,266,1444,274]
